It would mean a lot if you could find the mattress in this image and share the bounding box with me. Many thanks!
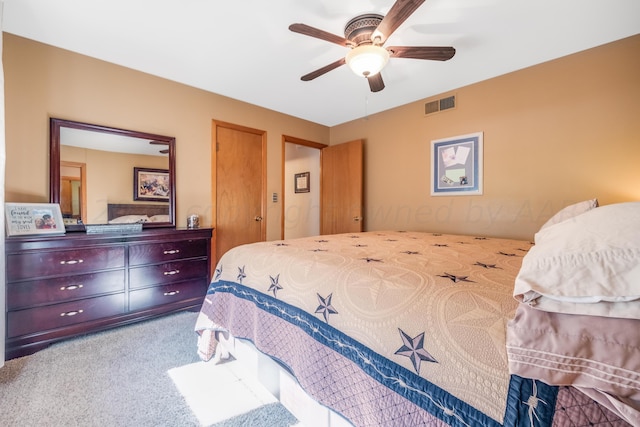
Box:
[195,231,629,426]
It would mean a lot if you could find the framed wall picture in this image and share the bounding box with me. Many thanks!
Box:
[295,171,310,193]
[5,202,66,236]
[430,132,483,196]
[134,167,170,202]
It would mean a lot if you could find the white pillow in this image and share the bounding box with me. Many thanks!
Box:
[514,202,640,319]
[108,215,150,224]
[538,198,598,230]
[148,214,170,222]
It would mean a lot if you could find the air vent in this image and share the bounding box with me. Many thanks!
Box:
[424,95,456,116]
[424,100,439,115]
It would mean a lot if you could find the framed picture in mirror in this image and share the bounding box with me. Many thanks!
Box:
[134,167,170,202]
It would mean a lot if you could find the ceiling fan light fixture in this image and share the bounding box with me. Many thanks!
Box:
[345,45,390,77]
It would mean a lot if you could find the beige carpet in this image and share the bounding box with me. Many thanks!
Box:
[0,311,297,426]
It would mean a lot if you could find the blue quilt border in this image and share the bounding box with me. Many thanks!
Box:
[208,280,558,427]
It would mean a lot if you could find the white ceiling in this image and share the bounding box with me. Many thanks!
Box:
[3,0,639,127]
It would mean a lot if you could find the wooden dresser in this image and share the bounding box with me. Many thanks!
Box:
[5,227,212,359]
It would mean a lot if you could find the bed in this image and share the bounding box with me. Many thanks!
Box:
[195,201,639,427]
[106,203,170,224]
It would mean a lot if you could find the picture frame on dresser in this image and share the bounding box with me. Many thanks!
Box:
[4,202,66,236]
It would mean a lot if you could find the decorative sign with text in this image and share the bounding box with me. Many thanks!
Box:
[5,203,66,236]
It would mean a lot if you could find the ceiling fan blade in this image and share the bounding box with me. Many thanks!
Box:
[387,46,456,61]
[301,58,346,81]
[367,73,385,92]
[289,23,352,47]
[373,0,425,43]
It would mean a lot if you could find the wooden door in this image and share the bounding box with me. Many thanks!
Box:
[213,121,266,263]
[321,139,364,234]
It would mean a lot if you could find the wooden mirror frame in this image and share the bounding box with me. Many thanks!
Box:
[50,118,176,230]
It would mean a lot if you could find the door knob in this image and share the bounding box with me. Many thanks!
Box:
[353,216,362,222]
[255,216,263,221]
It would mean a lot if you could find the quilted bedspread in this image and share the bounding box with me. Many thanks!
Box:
[195,231,625,426]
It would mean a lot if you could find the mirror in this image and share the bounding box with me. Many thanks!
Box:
[50,118,176,230]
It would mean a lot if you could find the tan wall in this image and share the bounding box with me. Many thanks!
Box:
[5,33,640,242]
[330,34,640,240]
[3,33,329,240]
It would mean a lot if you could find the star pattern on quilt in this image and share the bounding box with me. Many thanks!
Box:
[395,328,437,373]
[315,293,338,323]
[402,251,420,255]
[273,242,289,247]
[315,239,329,243]
[268,274,283,298]
[310,248,328,252]
[434,244,449,247]
[498,251,517,257]
[362,257,383,263]
[354,244,368,247]
[237,266,246,284]
[214,265,223,281]
[438,272,475,283]
[474,262,501,269]
[475,237,488,240]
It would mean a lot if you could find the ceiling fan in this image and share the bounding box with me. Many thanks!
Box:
[149,140,169,154]
[289,0,455,92]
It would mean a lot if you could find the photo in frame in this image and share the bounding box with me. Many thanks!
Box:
[294,171,310,193]
[134,167,170,202]
[430,132,483,196]
[5,202,66,236]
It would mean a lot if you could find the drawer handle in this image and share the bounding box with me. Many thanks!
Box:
[163,249,180,255]
[60,259,84,265]
[60,284,84,291]
[163,269,180,276]
[164,290,180,296]
[60,310,84,317]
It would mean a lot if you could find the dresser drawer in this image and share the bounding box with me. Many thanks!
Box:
[129,279,207,312]
[129,238,208,266]
[6,246,125,281]
[7,293,126,338]
[7,270,125,310]
[129,259,209,289]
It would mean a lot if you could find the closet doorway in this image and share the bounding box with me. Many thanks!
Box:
[213,120,266,263]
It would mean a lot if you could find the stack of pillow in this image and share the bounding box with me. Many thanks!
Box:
[507,200,640,425]
[514,199,639,318]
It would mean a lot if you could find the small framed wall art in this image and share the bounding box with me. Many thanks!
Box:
[294,171,310,193]
[430,132,483,196]
[5,202,66,236]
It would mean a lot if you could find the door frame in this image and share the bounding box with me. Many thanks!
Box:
[281,135,326,240]
[212,119,267,263]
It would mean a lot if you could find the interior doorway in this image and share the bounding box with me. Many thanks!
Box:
[60,161,87,225]
[281,136,364,238]
[281,136,326,240]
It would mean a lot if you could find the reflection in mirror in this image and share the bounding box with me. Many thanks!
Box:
[50,118,176,230]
